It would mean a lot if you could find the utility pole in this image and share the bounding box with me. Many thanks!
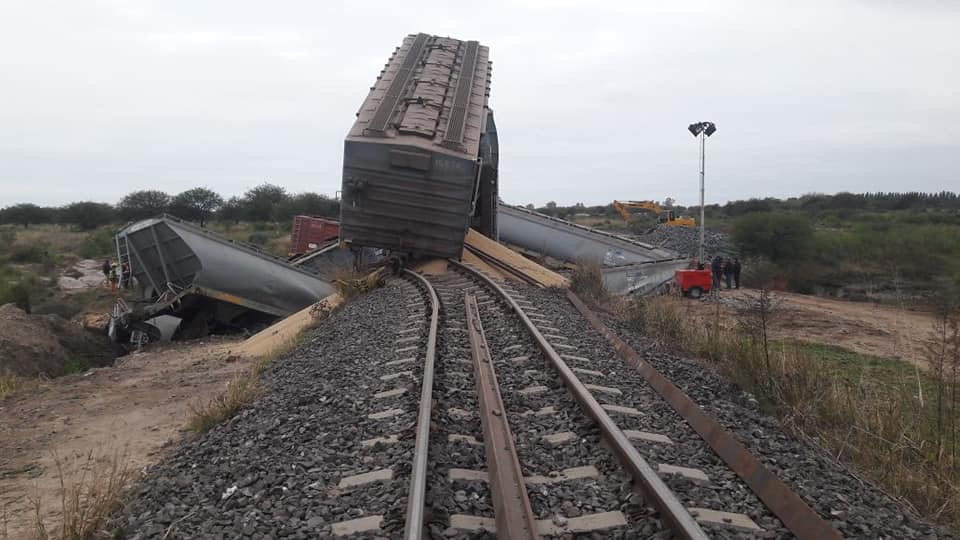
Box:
[687,121,716,264]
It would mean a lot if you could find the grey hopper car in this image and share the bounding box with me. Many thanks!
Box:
[341,33,497,259]
[497,204,689,295]
[110,215,334,342]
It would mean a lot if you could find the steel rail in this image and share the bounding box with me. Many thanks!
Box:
[464,294,540,539]
[565,290,842,540]
[449,259,708,540]
[400,269,440,540]
[463,244,544,288]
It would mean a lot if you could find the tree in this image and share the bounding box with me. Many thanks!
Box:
[117,190,170,222]
[0,203,49,227]
[732,212,814,264]
[60,202,116,230]
[217,197,245,224]
[273,192,339,222]
[169,187,224,227]
[242,183,287,222]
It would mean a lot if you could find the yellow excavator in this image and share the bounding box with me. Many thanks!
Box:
[613,200,696,228]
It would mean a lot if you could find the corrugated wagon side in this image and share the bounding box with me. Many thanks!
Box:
[340,33,496,259]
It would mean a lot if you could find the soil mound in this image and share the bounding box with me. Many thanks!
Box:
[0,303,114,377]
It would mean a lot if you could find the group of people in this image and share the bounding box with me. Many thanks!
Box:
[102,258,131,291]
[711,255,741,290]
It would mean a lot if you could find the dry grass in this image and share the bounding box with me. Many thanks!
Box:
[0,225,92,257]
[29,449,134,540]
[187,333,307,433]
[0,374,43,400]
[570,260,608,303]
[186,374,261,433]
[626,294,960,532]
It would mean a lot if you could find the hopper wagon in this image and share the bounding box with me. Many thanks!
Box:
[109,215,335,343]
[340,32,498,260]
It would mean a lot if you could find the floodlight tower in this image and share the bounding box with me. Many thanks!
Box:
[687,121,717,264]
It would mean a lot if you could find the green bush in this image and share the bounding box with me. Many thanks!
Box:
[63,357,91,374]
[732,212,814,264]
[9,242,50,264]
[78,228,116,259]
[0,276,31,312]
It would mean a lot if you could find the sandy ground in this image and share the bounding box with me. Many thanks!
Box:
[690,288,938,369]
[0,337,249,537]
[57,259,107,291]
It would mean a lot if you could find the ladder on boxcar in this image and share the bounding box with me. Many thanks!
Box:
[115,234,132,289]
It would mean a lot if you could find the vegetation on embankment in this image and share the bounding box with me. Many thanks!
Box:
[6,188,957,304]
[621,288,960,532]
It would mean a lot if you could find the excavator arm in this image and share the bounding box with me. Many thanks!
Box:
[613,200,662,222]
[612,199,696,228]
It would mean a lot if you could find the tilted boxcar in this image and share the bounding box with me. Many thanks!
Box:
[340,33,498,259]
[289,215,340,256]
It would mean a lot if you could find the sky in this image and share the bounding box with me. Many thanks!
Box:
[0,0,957,208]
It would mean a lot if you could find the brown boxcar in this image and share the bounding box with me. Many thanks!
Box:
[289,215,340,256]
[340,33,497,259]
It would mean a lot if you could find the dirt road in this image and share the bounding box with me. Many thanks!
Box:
[693,288,938,369]
[0,338,249,537]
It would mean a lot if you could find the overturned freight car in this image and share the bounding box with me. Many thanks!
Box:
[497,204,690,295]
[109,216,334,343]
[340,33,498,259]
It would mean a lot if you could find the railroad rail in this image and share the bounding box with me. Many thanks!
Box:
[332,258,840,538]
[400,269,439,539]
[449,260,706,538]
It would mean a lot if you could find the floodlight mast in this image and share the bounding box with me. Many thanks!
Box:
[687,121,716,265]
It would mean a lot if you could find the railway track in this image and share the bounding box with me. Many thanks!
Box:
[331,259,842,538]
[115,255,948,538]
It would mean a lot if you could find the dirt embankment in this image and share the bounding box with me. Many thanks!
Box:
[0,337,251,537]
[0,303,114,377]
[687,288,938,369]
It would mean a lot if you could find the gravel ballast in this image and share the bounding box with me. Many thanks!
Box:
[520,284,953,539]
[116,280,428,538]
[632,224,728,259]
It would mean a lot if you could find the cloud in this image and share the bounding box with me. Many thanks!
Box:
[0,0,958,207]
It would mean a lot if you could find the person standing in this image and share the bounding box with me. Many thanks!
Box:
[121,262,131,289]
[732,258,742,289]
[711,256,722,290]
[102,258,111,287]
[108,263,118,292]
[724,257,734,289]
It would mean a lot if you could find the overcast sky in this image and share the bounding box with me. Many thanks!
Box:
[1,0,957,208]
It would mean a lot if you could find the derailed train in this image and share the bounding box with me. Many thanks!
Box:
[340,33,498,259]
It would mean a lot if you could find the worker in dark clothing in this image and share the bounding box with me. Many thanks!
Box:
[710,256,722,290]
[724,257,734,289]
[102,259,111,287]
[732,258,742,289]
[121,262,131,289]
